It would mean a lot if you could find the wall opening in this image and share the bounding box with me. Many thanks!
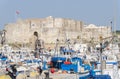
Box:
[34,31,38,37]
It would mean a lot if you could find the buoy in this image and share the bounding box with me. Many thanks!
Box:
[50,68,55,73]
[62,71,67,74]
[107,47,109,50]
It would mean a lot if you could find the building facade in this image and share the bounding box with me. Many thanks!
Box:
[82,24,112,43]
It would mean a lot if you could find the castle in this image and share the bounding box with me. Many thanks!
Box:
[4,16,112,49]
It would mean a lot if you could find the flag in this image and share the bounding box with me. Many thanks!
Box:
[16,10,20,15]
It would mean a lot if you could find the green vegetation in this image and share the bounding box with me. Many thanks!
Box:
[116,30,120,35]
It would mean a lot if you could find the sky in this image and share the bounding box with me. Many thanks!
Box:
[0,0,120,30]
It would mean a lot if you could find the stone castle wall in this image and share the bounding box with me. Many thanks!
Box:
[4,16,83,48]
[4,16,112,48]
[82,24,112,42]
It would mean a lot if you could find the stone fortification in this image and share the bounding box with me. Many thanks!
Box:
[4,16,83,48]
[4,16,112,49]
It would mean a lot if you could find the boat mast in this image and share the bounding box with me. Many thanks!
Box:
[113,0,117,35]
